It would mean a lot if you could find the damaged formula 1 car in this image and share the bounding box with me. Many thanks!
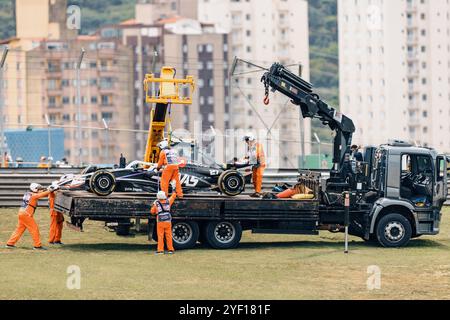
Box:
[61,144,253,197]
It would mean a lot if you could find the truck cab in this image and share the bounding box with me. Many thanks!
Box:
[367,141,447,247]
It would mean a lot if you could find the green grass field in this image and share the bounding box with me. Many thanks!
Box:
[0,207,449,300]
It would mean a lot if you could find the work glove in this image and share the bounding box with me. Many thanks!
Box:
[48,185,59,192]
[147,166,157,173]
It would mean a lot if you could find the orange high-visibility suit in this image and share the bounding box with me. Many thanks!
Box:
[247,142,266,193]
[48,192,64,243]
[151,193,177,253]
[2,153,9,168]
[157,149,183,198]
[7,190,52,248]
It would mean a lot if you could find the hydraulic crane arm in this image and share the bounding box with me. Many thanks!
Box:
[261,63,355,172]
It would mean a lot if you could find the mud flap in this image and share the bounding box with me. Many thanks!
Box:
[362,213,371,240]
[66,217,85,232]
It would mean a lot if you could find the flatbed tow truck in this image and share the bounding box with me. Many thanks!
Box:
[55,63,447,250]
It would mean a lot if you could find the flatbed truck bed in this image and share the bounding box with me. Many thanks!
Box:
[54,189,370,250]
[55,191,319,221]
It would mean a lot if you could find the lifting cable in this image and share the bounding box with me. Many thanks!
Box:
[230,58,272,105]
[235,84,297,168]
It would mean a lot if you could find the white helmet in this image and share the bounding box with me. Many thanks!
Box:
[243,133,256,142]
[30,183,43,193]
[157,140,169,150]
[157,191,167,200]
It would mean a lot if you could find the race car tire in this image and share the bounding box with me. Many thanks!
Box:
[89,170,116,196]
[218,170,245,196]
[204,221,242,249]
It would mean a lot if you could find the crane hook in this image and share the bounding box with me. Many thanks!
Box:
[263,95,270,105]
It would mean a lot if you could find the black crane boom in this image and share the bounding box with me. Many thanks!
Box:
[261,63,356,177]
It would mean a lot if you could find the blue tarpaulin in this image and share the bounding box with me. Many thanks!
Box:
[4,128,65,163]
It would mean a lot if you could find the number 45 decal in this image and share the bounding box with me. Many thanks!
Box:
[180,174,199,187]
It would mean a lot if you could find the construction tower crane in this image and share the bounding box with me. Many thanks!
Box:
[143,67,195,163]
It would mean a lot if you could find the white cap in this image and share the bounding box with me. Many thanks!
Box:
[244,133,256,142]
[30,183,43,193]
[157,191,167,200]
[157,140,169,150]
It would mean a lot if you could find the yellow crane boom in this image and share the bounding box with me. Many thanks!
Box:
[143,67,195,163]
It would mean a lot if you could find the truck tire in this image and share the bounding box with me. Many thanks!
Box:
[205,221,242,249]
[172,221,199,250]
[90,170,116,196]
[376,213,412,248]
[218,170,245,196]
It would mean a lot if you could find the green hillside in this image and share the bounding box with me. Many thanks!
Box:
[0,0,135,39]
[67,0,134,33]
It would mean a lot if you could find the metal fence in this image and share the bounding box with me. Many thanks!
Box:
[1,168,450,208]
[0,122,335,171]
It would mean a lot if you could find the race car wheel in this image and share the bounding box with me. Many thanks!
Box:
[172,221,199,250]
[218,170,245,196]
[89,170,116,196]
[204,221,242,249]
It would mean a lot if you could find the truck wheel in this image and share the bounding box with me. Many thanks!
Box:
[376,214,412,248]
[218,170,245,196]
[172,221,199,250]
[205,221,242,249]
[90,171,116,196]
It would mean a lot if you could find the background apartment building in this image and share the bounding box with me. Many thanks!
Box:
[98,2,231,161]
[1,0,311,168]
[128,0,311,168]
[197,0,311,168]
[95,20,166,160]
[135,0,199,21]
[1,0,134,164]
[339,0,450,152]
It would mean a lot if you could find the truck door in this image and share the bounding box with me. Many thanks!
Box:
[434,156,447,208]
[399,154,434,207]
